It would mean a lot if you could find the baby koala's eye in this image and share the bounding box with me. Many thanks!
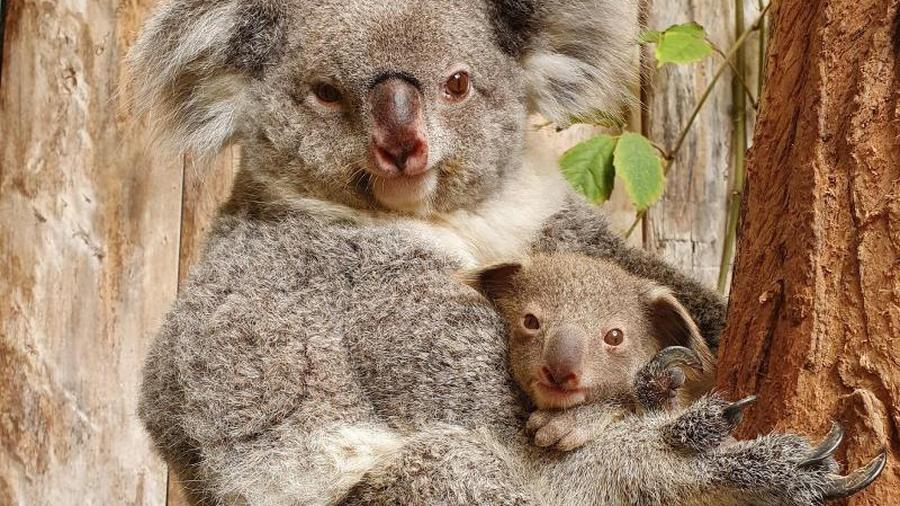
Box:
[603,329,624,346]
[313,82,343,104]
[522,313,541,331]
[444,71,471,101]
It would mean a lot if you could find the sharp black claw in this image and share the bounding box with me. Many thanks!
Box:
[799,422,844,468]
[653,346,703,373]
[723,395,758,425]
[823,450,887,499]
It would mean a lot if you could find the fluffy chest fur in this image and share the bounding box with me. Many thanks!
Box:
[290,144,570,268]
[399,158,569,267]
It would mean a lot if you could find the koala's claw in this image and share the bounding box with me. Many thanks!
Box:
[635,346,703,412]
[798,422,843,468]
[823,450,887,499]
[722,395,757,425]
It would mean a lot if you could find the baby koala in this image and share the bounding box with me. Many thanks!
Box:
[463,252,716,451]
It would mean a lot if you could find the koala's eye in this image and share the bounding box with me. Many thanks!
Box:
[313,83,343,104]
[444,71,471,100]
[603,329,624,346]
[523,314,540,331]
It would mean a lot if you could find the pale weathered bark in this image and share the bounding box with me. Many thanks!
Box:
[642,0,740,288]
[0,0,177,504]
[717,0,900,504]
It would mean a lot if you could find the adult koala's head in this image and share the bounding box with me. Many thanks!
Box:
[130,0,637,215]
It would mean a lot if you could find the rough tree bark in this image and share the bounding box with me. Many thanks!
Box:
[717,1,900,504]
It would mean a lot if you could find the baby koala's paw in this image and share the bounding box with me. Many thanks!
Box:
[634,346,703,412]
[526,405,612,452]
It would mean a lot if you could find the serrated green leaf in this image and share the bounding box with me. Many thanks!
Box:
[654,22,713,66]
[613,133,664,210]
[665,22,707,38]
[559,135,618,204]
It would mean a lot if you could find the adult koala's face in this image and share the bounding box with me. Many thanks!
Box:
[130,0,637,214]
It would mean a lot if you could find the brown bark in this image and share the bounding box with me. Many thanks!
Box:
[717,0,900,504]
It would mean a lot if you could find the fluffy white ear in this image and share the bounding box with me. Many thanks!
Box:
[492,0,640,123]
[127,0,286,163]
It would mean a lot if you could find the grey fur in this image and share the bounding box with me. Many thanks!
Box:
[131,1,880,504]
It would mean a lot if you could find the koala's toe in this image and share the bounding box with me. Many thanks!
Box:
[533,417,574,448]
[526,411,554,434]
[554,428,590,452]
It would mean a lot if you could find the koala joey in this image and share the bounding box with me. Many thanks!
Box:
[464,252,717,451]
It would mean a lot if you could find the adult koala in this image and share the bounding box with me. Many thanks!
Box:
[130,0,884,504]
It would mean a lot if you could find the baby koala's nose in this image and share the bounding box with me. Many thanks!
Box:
[542,365,579,388]
[542,329,585,389]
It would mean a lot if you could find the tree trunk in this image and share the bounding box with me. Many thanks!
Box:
[0,1,174,503]
[641,0,740,289]
[716,1,900,504]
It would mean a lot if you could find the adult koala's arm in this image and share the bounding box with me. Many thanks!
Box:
[344,396,884,506]
[138,214,397,505]
[534,196,727,348]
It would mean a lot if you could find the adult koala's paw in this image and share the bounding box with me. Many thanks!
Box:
[662,394,757,453]
[713,424,886,505]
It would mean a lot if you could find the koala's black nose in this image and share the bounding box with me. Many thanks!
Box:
[369,78,428,177]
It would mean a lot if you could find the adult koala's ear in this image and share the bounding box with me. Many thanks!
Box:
[459,262,523,302]
[644,286,716,382]
[489,0,639,123]
[127,0,287,162]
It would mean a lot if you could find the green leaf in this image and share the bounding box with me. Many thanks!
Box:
[613,133,664,210]
[665,21,707,38]
[559,135,618,204]
[653,22,713,66]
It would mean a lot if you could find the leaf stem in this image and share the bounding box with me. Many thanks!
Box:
[711,43,758,109]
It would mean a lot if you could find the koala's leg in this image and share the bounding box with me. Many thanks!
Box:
[660,395,887,505]
[531,395,884,506]
[340,425,541,506]
[535,196,726,348]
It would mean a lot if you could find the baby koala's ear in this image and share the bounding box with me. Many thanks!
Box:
[644,286,715,376]
[459,262,523,302]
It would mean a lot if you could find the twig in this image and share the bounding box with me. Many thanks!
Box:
[717,1,767,293]
[669,2,770,162]
[711,43,758,109]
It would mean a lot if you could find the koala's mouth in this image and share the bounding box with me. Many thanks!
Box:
[366,168,439,212]
[533,382,587,410]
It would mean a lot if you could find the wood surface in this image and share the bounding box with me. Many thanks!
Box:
[0,1,177,504]
[717,0,900,503]
[641,0,738,289]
